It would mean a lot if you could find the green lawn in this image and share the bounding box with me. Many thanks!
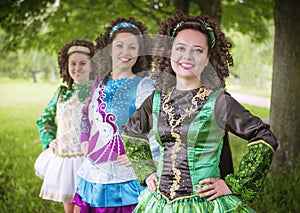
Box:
[0,79,64,212]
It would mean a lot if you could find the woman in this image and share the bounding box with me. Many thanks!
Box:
[121,11,278,212]
[34,39,94,213]
[72,17,157,212]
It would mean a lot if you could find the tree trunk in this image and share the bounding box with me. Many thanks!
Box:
[197,0,221,24]
[30,70,38,83]
[174,0,190,14]
[270,0,300,162]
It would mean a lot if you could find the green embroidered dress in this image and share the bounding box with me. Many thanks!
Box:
[122,87,278,212]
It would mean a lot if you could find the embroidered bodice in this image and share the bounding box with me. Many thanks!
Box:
[79,76,155,184]
[37,81,93,151]
[56,94,84,156]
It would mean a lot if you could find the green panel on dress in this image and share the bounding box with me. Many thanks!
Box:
[187,88,225,188]
[152,91,165,185]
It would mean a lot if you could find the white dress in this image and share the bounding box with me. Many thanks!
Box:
[35,91,86,202]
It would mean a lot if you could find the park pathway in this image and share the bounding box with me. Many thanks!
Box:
[230,92,271,123]
[230,92,270,108]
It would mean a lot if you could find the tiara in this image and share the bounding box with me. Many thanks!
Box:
[171,20,216,49]
[109,22,142,38]
[67,46,91,55]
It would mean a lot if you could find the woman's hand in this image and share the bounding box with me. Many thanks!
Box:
[80,141,89,156]
[145,173,158,193]
[49,139,58,153]
[116,154,132,166]
[196,178,232,201]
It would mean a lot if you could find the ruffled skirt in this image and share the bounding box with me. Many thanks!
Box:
[73,193,137,213]
[73,178,145,209]
[34,148,54,179]
[34,148,85,202]
[132,189,256,213]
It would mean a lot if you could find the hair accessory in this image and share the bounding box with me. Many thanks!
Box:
[109,22,142,38]
[171,21,184,38]
[171,20,216,49]
[199,20,216,49]
[67,46,91,55]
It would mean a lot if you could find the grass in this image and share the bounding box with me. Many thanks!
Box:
[0,79,298,213]
[0,79,64,213]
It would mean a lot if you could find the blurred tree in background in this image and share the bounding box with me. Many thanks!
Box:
[0,0,274,85]
[0,0,273,52]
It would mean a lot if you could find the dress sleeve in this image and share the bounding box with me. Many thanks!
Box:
[80,77,99,142]
[122,93,157,185]
[36,85,65,150]
[215,91,278,202]
[135,76,155,109]
[135,76,160,162]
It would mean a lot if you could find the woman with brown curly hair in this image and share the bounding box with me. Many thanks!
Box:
[121,11,278,212]
[72,17,157,212]
[34,39,94,213]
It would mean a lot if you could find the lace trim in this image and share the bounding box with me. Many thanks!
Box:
[55,153,85,158]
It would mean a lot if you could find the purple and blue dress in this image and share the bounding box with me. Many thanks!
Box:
[73,75,158,212]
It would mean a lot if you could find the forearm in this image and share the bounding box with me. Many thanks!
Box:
[225,140,275,201]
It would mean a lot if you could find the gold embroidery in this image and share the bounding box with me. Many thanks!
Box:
[40,190,74,202]
[55,153,85,158]
[162,87,212,132]
[170,132,182,199]
[162,87,212,199]
[248,140,275,153]
[156,189,201,204]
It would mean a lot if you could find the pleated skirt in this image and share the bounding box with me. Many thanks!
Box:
[34,148,85,202]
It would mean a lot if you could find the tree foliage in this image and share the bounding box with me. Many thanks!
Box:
[0,0,274,53]
[0,29,56,81]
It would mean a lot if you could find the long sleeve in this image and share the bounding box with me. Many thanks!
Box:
[122,93,157,185]
[135,76,160,162]
[135,76,155,109]
[80,78,99,142]
[36,86,65,150]
[215,91,278,202]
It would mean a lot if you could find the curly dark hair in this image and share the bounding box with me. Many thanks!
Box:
[152,10,234,92]
[58,39,95,89]
[94,16,153,82]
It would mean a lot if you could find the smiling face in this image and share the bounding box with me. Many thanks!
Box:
[111,32,139,74]
[68,52,91,85]
[171,29,209,85]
